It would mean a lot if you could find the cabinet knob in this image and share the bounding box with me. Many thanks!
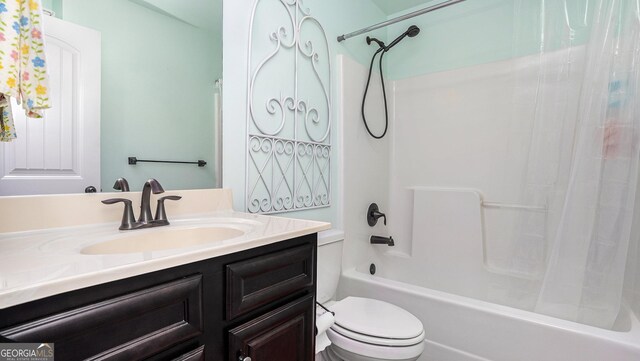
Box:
[239,357,251,361]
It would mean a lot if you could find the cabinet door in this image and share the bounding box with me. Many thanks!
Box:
[228,295,315,361]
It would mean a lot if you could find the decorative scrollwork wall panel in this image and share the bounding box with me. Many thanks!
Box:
[246,0,331,214]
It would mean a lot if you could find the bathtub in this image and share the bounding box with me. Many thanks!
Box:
[337,266,640,361]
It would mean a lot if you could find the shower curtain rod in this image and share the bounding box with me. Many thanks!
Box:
[337,0,466,42]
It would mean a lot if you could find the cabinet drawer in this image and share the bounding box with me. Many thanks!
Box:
[0,275,203,361]
[226,243,314,319]
[229,295,315,361]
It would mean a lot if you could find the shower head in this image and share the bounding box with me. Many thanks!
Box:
[407,25,421,37]
[385,25,421,52]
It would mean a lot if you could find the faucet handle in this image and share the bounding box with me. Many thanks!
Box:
[367,203,387,226]
[102,198,137,230]
[154,195,182,224]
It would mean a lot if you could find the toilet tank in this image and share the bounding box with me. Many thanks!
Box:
[317,230,344,304]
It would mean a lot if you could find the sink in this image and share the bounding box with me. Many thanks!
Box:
[80,226,245,255]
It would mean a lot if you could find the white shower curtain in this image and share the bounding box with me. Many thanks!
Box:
[533,0,640,329]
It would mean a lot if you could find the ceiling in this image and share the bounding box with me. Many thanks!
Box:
[370,0,439,16]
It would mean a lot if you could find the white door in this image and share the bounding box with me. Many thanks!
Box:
[0,16,101,196]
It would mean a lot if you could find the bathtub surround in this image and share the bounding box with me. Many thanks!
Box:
[337,0,640,330]
[384,44,587,309]
[337,38,640,359]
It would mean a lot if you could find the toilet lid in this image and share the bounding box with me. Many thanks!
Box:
[330,297,424,339]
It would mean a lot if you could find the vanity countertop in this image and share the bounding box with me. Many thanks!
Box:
[0,189,330,309]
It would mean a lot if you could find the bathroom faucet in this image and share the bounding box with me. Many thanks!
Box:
[101,179,181,230]
[113,177,130,192]
[139,178,164,224]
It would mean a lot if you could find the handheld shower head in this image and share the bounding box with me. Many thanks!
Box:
[361,25,421,139]
[407,25,421,37]
[385,25,421,52]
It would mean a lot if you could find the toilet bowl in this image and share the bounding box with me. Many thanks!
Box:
[316,231,425,361]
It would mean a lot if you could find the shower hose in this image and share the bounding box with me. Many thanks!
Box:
[361,47,389,139]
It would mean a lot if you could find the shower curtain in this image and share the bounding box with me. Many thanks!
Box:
[531,0,640,329]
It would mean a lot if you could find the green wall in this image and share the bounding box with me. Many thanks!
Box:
[383,0,595,80]
[55,0,222,191]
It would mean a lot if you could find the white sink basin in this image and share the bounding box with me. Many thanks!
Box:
[80,226,246,255]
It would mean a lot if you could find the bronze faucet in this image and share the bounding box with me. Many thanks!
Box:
[102,179,181,230]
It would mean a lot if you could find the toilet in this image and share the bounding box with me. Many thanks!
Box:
[316,231,425,361]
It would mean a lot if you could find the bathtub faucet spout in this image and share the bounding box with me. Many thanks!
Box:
[370,235,394,246]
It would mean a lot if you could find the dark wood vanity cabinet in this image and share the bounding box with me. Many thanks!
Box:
[0,234,317,361]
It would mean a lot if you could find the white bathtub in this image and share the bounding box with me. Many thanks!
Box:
[337,266,640,361]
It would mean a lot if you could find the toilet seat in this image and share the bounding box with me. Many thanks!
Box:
[330,297,425,342]
[325,297,426,360]
[330,323,426,347]
[326,329,425,361]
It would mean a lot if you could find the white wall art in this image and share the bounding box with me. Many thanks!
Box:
[246,0,331,213]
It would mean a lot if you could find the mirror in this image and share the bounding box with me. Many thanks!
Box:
[0,0,222,194]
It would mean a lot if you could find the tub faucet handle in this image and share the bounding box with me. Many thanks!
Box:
[367,203,387,226]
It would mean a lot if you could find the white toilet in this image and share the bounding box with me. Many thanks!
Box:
[316,231,425,361]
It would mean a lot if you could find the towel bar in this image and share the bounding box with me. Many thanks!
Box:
[128,157,207,167]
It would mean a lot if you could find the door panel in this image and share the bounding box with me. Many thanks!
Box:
[0,15,100,195]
